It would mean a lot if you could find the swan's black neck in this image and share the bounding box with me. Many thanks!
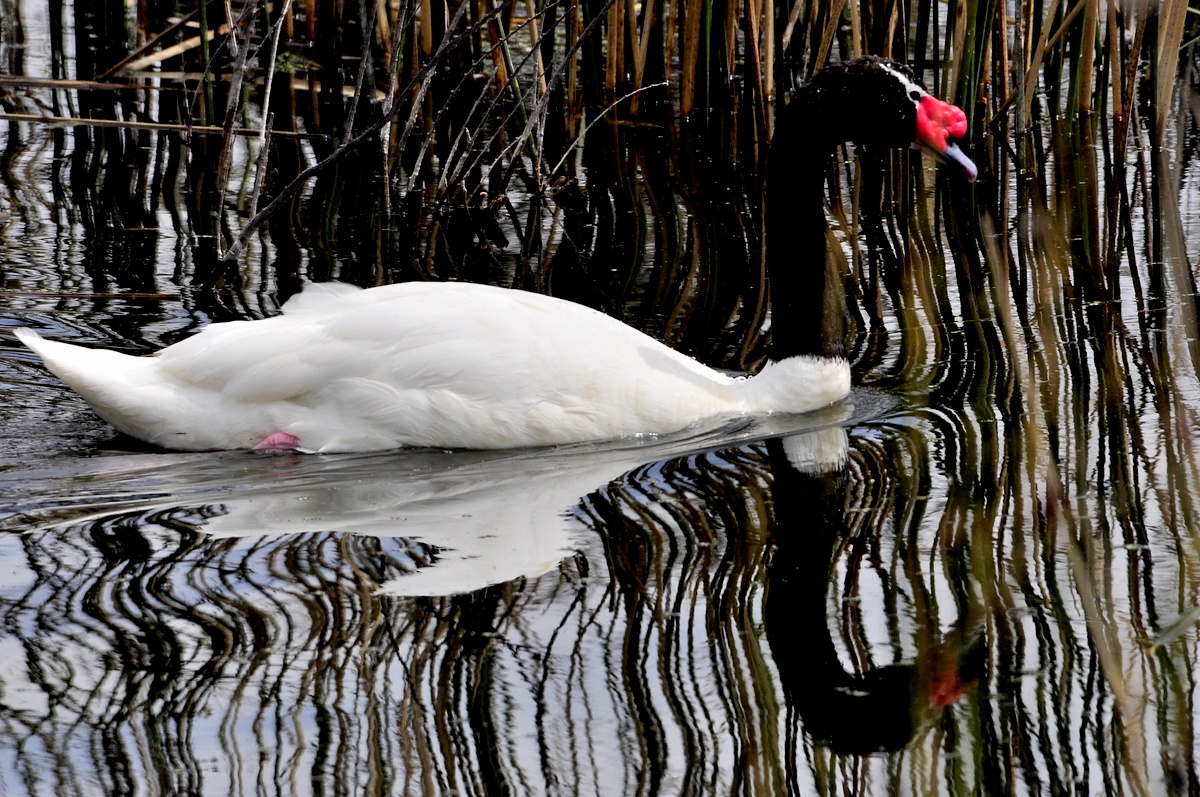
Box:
[765,59,919,362]
[765,91,844,361]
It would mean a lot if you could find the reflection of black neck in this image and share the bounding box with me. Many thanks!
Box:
[764,437,917,754]
[765,88,847,363]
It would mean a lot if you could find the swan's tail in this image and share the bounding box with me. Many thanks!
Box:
[15,328,160,434]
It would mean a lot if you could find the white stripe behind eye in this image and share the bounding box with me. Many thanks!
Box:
[877,63,926,102]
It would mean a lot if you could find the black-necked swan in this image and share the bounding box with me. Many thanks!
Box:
[16,57,976,453]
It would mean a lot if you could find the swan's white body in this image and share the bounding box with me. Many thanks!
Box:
[17,281,849,452]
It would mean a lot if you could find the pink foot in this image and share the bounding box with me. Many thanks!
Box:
[253,432,301,451]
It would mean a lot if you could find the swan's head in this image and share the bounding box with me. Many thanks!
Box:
[875,60,977,182]
[801,57,978,182]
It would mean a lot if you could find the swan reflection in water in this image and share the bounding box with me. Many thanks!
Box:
[0,402,979,795]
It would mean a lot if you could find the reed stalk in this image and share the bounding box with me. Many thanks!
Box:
[1154,0,1188,146]
[813,0,845,74]
[1076,0,1098,113]
[198,0,216,123]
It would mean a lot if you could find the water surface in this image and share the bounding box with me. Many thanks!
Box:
[1,3,1199,795]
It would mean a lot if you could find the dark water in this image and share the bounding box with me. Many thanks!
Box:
[3,4,1200,797]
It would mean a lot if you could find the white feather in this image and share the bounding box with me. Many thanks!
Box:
[16,281,849,452]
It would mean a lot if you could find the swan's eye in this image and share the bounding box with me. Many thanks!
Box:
[909,90,921,101]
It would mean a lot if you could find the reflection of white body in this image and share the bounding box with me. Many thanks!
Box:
[2,409,854,597]
[15,282,850,452]
[201,446,643,597]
